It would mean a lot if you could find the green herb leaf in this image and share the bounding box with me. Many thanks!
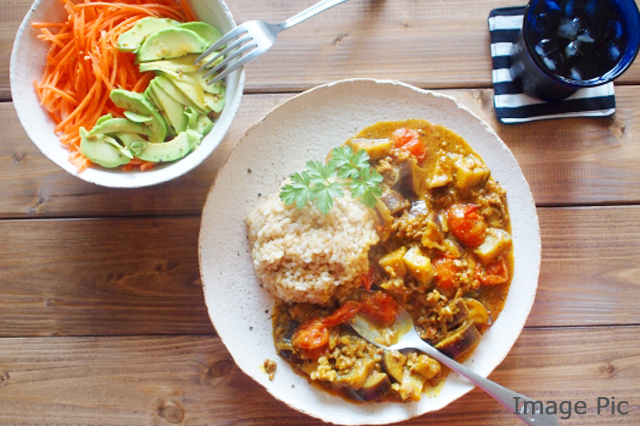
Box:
[350,167,383,208]
[313,181,344,215]
[280,171,314,209]
[279,145,382,214]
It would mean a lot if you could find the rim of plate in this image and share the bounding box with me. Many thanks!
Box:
[198,78,540,425]
[10,0,245,188]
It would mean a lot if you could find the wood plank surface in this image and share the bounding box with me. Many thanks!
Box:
[2,0,640,100]
[0,327,638,425]
[1,206,639,337]
[2,85,640,219]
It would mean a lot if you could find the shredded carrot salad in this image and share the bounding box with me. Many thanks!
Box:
[33,0,196,172]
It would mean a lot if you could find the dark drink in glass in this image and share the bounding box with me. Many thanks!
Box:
[510,0,640,101]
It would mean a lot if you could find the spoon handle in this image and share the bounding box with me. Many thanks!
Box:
[409,337,557,426]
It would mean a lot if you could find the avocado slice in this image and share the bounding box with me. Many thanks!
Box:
[196,114,214,136]
[151,75,206,114]
[80,128,131,168]
[186,129,203,151]
[117,17,180,53]
[158,71,207,112]
[137,28,210,62]
[110,89,167,142]
[95,113,114,126]
[179,22,222,44]
[135,131,193,162]
[147,79,188,135]
[88,117,150,137]
[124,111,153,123]
[205,88,225,114]
[138,54,202,74]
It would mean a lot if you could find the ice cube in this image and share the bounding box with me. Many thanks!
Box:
[609,43,621,61]
[557,17,581,40]
[535,39,557,57]
[608,20,623,40]
[542,56,557,71]
[570,67,582,81]
[577,31,595,43]
[565,41,579,57]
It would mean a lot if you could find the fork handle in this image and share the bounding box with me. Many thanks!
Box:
[279,0,350,31]
[409,338,558,426]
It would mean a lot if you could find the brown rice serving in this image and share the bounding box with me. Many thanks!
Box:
[246,189,380,305]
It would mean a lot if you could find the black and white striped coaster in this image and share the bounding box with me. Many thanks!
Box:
[488,6,616,124]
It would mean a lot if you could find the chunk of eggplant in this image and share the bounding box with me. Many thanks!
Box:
[463,298,492,331]
[355,371,392,401]
[335,358,376,390]
[394,157,430,198]
[382,350,406,383]
[380,189,410,215]
[412,354,441,380]
[435,320,481,359]
[446,299,469,330]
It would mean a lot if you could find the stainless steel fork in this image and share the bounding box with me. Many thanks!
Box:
[196,0,350,84]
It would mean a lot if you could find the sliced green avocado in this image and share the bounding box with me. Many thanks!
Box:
[88,117,150,137]
[95,113,114,126]
[138,54,202,74]
[110,89,167,142]
[147,79,188,136]
[118,17,179,53]
[137,28,210,62]
[152,75,206,114]
[186,129,203,151]
[196,114,214,136]
[80,128,131,168]
[205,88,225,113]
[178,22,222,44]
[124,111,153,123]
[158,71,208,112]
[135,131,193,162]
[192,70,224,95]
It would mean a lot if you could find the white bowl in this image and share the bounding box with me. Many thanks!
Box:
[198,79,541,424]
[10,0,244,188]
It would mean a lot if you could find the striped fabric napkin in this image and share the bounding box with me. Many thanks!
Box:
[488,6,616,124]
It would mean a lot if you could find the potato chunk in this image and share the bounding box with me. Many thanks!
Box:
[473,228,512,264]
[347,138,392,160]
[379,246,407,277]
[403,246,435,286]
[454,155,491,189]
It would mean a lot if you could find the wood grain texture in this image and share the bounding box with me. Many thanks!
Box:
[2,85,640,219]
[2,0,640,100]
[1,207,639,337]
[0,328,638,425]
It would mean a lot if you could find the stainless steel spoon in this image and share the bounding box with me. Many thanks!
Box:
[349,308,557,426]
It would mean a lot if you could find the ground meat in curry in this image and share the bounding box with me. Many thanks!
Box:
[271,119,512,402]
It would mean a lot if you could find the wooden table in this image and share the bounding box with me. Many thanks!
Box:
[1,0,640,424]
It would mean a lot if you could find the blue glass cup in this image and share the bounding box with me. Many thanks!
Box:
[510,0,640,101]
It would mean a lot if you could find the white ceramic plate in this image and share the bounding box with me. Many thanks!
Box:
[10,0,244,188]
[198,79,540,425]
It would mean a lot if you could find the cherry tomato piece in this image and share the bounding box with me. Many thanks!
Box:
[322,300,363,327]
[391,128,426,159]
[391,128,420,148]
[291,320,329,350]
[447,204,487,248]
[433,256,459,297]
[479,257,509,285]
[361,291,399,327]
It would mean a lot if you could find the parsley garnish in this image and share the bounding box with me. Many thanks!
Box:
[280,146,383,214]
